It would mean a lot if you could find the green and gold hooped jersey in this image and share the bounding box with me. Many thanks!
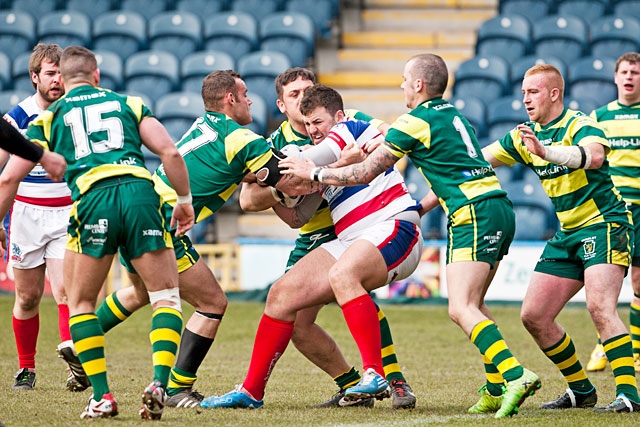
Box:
[488,108,630,230]
[385,97,505,216]
[154,111,273,224]
[591,101,640,205]
[27,85,153,200]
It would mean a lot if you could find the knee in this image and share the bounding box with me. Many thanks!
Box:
[520,307,541,335]
[15,289,42,312]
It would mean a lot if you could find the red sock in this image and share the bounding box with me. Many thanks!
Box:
[13,313,39,369]
[57,304,71,342]
[341,294,384,376]
[242,314,294,400]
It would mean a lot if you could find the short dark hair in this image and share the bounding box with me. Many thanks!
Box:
[201,69,243,111]
[616,52,640,71]
[29,42,62,90]
[408,53,448,95]
[275,67,316,99]
[60,45,97,83]
[299,84,343,117]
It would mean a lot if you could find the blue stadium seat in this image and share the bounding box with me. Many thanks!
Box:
[567,56,617,105]
[402,160,447,239]
[453,55,510,103]
[0,90,32,115]
[203,12,259,63]
[449,96,487,139]
[181,50,236,94]
[37,10,91,49]
[556,0,611,21]
[246,91,268,136]
[499,0,552,21]
[176,0,226,16]
[510,55,567,96]
[11,0,60,18]
[532,15,589,63]
[120,0,169,21]
[260,12,315,67]
[486,96,528,142]
[231,0,278,22]
[238,50,292,120]
[590,15,640,61]
[94,50,123,91]
[503,180,557,240]
[93,11,147,62]
[0,52,11,92]
[148,11,203,61]
[124,50,179,103]
[565,95,600,115]
[286,0,334,39]
[155,91,204,142]
[613,0,640,20]
[11,51,34,93]
[0,11,36,61]
[64,0,113,21]
[475,14,532,63]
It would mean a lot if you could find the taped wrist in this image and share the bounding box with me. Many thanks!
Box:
[543,145,592,169]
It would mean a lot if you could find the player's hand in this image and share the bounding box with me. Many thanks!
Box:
[279,156,317,180]
[39,150,67,181]
[517,124,545,158]
[0,228,6,256]
[362,134,385,153]
[334,142,366,167]
[171,202,195,236]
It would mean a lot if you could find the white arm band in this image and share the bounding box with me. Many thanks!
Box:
[543,145,592,169]
[176,193,192,205]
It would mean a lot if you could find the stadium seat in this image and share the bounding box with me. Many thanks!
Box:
[567,56,617,105]
[11,52,34,93]
[260,12,315,68]
[0,11,36,61]
[503,180,557,240]
[0,90,32,115]
[124,50,179,103]
[203,12,259,63]
[124,90,155,111]
[475,14,532,63]
[120,0,169,21]
[148,11,203,61]
[612,0,640,20]
[37,10,91,49]
[155,91,204,142]
[565,95,600,115]
[402,160,447,239]
[231,0,278,22]
[11,0,59,17]
[94,50,123,91]
[556,0,611,21]
[590,15,640,61]
[246,91,268,136]
[286,0,334,39]
[64,0,113,21]
[238,50,292,119]
[176,0,226,16]
[0,52,11,92]
[532,15,589,63]
[510,55,567,96]
[499,0,552,21]
[181,50,236,94]
[93,11,147,62]
[449,96,487,139]
[452,55,510,104]
[486,96,529,142]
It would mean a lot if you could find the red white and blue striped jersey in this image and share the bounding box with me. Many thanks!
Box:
[317,119,419,239]
[3,94,72,207]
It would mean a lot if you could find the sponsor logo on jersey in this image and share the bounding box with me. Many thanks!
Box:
[84,219,108,234]
[142,229,163,237]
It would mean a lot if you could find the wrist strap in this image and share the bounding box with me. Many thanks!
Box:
[176,193,192,205]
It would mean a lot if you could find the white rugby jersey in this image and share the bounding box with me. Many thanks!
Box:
[3,95,72,206]
[306,119,418,239]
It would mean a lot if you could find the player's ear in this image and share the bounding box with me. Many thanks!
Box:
[335,109,345,123]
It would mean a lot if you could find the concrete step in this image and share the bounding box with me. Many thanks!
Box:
[334,47,472,72]
[359,8,495,32]
[341,30,477,49]
[364,0,497,7]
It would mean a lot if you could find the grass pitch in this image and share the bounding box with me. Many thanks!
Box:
[0,295,633,426]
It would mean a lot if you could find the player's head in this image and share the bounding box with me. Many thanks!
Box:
[403,54,448,109]
[522,64,564,125]
[29,42,64,103]
[614,52,640,105]
[202,70,253,126]
[60,46,99,88]
[300,84,344,144]
[275,67,316,128]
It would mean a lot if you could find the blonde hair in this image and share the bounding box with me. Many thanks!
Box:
[524,64,564,99]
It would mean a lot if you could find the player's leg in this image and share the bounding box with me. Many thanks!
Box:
[11,265,46,390]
